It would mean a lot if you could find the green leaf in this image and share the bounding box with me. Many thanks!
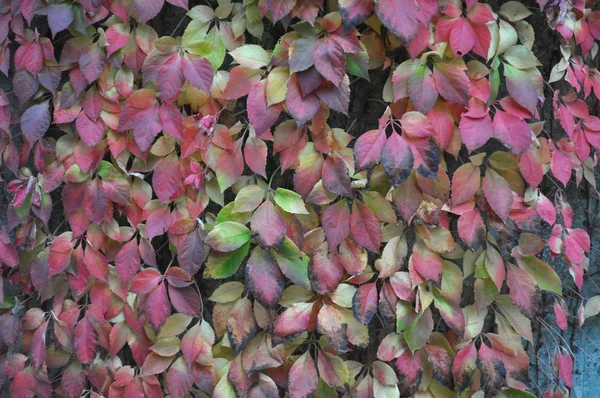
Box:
[404,308,433,352]
[229,44,271,69]
[274,188,309,214]
[232,185,264,213]
[204,240,250,279]
[205,221,251,252]
[518,255,562,295]
[272,237,310,290]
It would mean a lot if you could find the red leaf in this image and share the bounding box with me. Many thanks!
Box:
[459,114,493,152]
[322,199,351,247]
[286,74,320,123]
[375,0,434,43]
[130,269,162,294]
[31,321,48,368]
[146,282,171,329]
[223,66,262,99]
[492,110,531,154]
[227,297,257,354]
[168,285,202,317]
[449,18,475,57]
[84,247,109,283]
[457,208,486,250]
[248,80,281,135]
[11,368,37,398]
[339,0,374,28]
[243,137,268,177]
[409,241,442,285]
[167,357,195,398]
[273,302,314,345]
[352,282,378,324]
[354,129,386,170]
[84,178,108,225]
[147,207,173,239]
[245,247,285,308]
[313,37,345,86]
[477,343,506,397]
[322,155,353,197]
[160,102,184,140]
[520,149,544,188]
[482,169,513,221]
[453,342,477,393]
[153,153,182,202]
[350,200,381,252]
[183,54,213,92]
[251,200,287,249]
[288,352,318,398]
[551,148,572,187]
[556,348,573,388]
[507,263,539,318]
[309,242,343,295]
[74,315,97,364]
[451,163,480,207]
[268,0,297,22]
[394,350,423,396]
[21,101,51,143]
[76,111,105,147]
[61,362,87,398]
[381,132,414,188]
[115,239,141,282]
[433,62,470,104]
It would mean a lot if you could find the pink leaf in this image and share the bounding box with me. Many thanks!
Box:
[251,200,287,249]
[286,74,320,123]
[482,169,513,221]
[350,200,381,252]
[322,199,351,247]
[433,62,470,104]
[146,282,171,329]
[83,178,108,225]
[169,285,201,317]
[167,357,194,398]
[309,242,343,295]
[74,315,97,364]
[459,114,493,152]
[288,352,318,398]
[551,148,571,187]
[492,110,531,154]
[244,137,268,177]
[322,155,353,197]
[153,153,182,202]
[245,247,285,308]
[313,37,345,86]
[134,0,164,23]
[160,102,184,140]
[248,80,281,135]
[115,239,141,282]
[183,54,213,92]
[381,132,414,187]
[449,18,475,57]
[352,282,378,324]
[354,129,386,170]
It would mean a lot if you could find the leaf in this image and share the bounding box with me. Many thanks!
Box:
[84,178,108,225]
[178,229,205,275]
[273,237,311,290]
[229,44,271,69]
[48,4,74,37]
[84,247,109,283]
[273,302,314,344]
[352,282,378,324]
[313,37,345,86]
[244,137,268,177]
[485,246,505,291]
[507,263,539,319]
[394,350,423,397]
[169,285,201,317]
[477,343,506,398]
[451,163,480,206]
[449,18,475,58]
[504,63,538,114]
[322,155,353,197]
[274,188,309,214]
[482,169,513,221]
[74,316,97,364]
[458,209,486,250]
[61,362,87,398]
[134,0,164,23]
[409,241,442,285]
[248,80,281,135]
[350,200,381,252]
[286,74,320,123]
[322,199,351,247]
[375,0,430,43]
[381,132,414,188]
[31,321,48,368]
[555,348,573,388]
[289,38,316,73]
[266,66,290,105]
[250,200,286,250]
[167,357,195,398]
[309,242,343,295]
[408,64,438,113]
[551,148,572,187]
[245,247,285,308]
[227,297,257,355]
[182,53,213,92]
[518,255,562,294]
[146,282,171,329]
[317,350,349,391]
[223,66,262,99]
[405,308,433,352]
[205,241,250,278]
[459,114,493,152]
[453,343,477,393]
[317,304,348,352]
[268,0,297,22]
[354,129,386,170]
[433,62,470,104]
[233,185,265,213]
[289,352,318,398]
[492,110,531,154]
[131,269,162,294]
[153,153,182,202]
[115,239,140,282]
[205,221,251,252]
[584,295,600,319]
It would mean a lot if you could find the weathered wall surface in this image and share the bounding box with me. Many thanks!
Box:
[1,1,600,396]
